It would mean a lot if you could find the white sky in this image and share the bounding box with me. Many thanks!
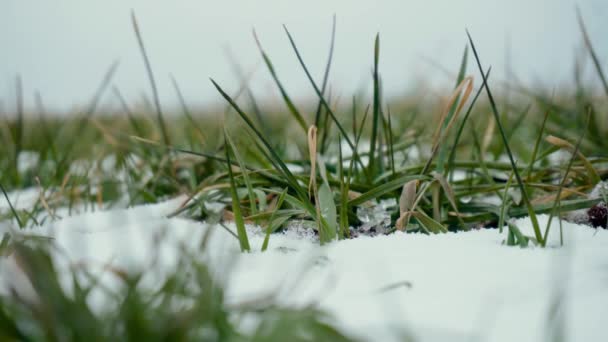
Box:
[1,0,607,112]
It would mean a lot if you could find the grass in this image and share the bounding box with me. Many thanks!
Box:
[0,237,353,341]
[0,9,607,341]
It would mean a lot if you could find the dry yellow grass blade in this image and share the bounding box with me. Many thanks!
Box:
[91,119,120,147]
[35,176,58,220]
[306,125,326,235]
[531,186,588,205]
[396,179,418,231]
[431,76,475,143]
[399,179,418,215]
[423,76,474,174]
[545,135,600,184]
[482,116,495,154]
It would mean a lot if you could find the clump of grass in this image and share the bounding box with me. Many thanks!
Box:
[1,12,607,251]
[0,238,354,341]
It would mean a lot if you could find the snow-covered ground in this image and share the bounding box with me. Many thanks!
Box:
[1,195,607,342]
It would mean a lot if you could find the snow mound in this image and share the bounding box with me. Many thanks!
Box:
[1,198,607,342]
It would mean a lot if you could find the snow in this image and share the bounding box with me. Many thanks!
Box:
[0,187,39,210]
[1,196,607,341]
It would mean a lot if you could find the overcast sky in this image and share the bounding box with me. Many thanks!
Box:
[1,0,606,112]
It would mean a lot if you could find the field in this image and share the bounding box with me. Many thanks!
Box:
[1,10,608,342]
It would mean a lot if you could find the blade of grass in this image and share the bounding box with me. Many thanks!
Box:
[447,67,491,182]
[525,108,550,180]
[34,92,58,162]
[211,79,307,199]
[498,171,515,233]
[54,61,119,177]
[411,210,448,234]
[338,110,369,233]
[396,179,418,231]
[13,76,23,181]
[223,47,265,129]
[577,7,608,97]
[368,34,381,178]
[309,125,337,243]
[545,135,600,185]
[385,107,396,178]
[505,104,531,143]
[282,25,365,172]
[261,187,288,251]
[507,222,531,247]
[432,171,467,230]
[319,89,336,154]
[421,76,474,175]
[543,112,590,244]
[467,30,544,246]
[170,75,207,146]
[348,174,428,207]
[1,182,24,228]
[224,129,258,218]
[437,45,468,175]
[113,87,146,138]
[224,132,250,252]
[308,126,318,196]
[338,134,350,239]
[469,118,500,197]
[252,30,307,132]
[314,14,337,129]
[317,181,337,242]
[131,11,171,146]
[317,153,337,241]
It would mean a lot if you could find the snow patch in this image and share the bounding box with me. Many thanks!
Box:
[1,197,607,342]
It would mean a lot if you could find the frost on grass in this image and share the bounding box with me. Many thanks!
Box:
[356,198,396,236]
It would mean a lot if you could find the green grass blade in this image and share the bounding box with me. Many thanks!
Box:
[384,107,396,178]
[432,171,467,230]
[13,76,23,181]
[498,171,515,233]
[224,129,257,218]
[505,104,531,143]
[33,93,59,162]
[252,30,308,132]
[542,112,589,243]
[113,87,146,138]
[412,210,448,234]
[211,78,308,202]
[577,7,608,97]
[131,11,171,146]
[170,75,207,146]
[54,61,119,178]
[282,26,360,159]
[1,182,24,228]
[525,109,550,179]
[368,34,381,178]
[437,45,468,175]
[348,174,428,207]
[507,222,531,247]
[318,181,337,241]
[262,187,288,252]
[314,15,337,129]
[224,48,266,129]
[338,134,350,239]
[467,30,544,246]
[224,133,251,252]
[447,67,490,182]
